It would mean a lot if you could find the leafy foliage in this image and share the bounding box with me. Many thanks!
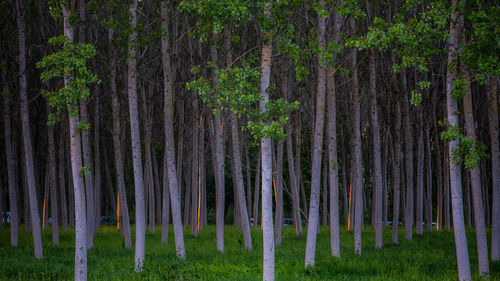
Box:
[36,35,100,126]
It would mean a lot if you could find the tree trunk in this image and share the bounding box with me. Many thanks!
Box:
[401,68,413,241]
[446,3,471,279]
[48,124,59,243]
[416,116,424,236]
[161,0,185,259]
[58,129,68,231]
[391,103,402,244]
[463,72,489,275]
[350,16,363,256]
[191,98,199,236]
[161,146,170,243]
[94,89,101,231]
[260,3,274,279]
[78,0,95,248]
[128,0,146,270]
[3,67,19,246]
[108,18,132,248]
[16,0,43,259]
[209,36,226,253]
[61,5,86,279]
[305,5,327,266]
[425,128,432,232]
[253,150,261,228]
[369,50,383,248]
[488,76,500,261]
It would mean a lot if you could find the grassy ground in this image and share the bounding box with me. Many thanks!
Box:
[0,225,498,280]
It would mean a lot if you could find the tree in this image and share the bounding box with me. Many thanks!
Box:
[305,0,327,266]
[16,0,43,259]
[160,0,185,258]
[127,0,146,271]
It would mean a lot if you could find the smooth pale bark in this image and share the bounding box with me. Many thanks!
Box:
[286,87,302,236]
[434,111,443,231]
[444,141,450,230]
[176,100,184,210]
[94,89,102,231]
[400,68,413,241]
[391,107,402,244]
[3,68,19,246]
[191,98,199,237]
[161,0,185,259]
[326,61,340,256]
[152,149,161,227]
[275,139,284,246]
[463,72,489,275]
[128,0,146,270]
[425,128,432,232]
[245,141,252,220]
[16,0,43,258]
[305,7,327,267]
[350,16,363,256]
[61,5,86,280]
[326,11,341,251]
[209,38,225,253]
[161,146,171,244]
[260,4,274,280]
[140,85,155,233]
[48,124,59,243]
[446,3,471,279]
[253,151,261,228]
[108,19,132,248]
[489,76,500,261]
[296,114,307,220]
[58,131,68,231]
[77,0,95,247]
[416,120,424,236]
[369,50,383,248]
[230,112,252,248]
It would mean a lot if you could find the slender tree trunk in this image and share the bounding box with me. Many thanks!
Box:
[253,151,261,228]
[16,0,43,258]
[161,146,170,243]
[77,0,95,247]
[108,19,132,248]
[245,141,252,220]
[488,76,500,261]
[401,68,413,241]
[274,139,284,246]
[128,0,146,270]
[94,89,101,231]
[369,50,383,248]
[141,85,155,233]
[3,68,19,246]
[434,111,443,231]
[48,124,59,243]
[153,148,162,227]
[58,129,68,231]
[350,16,363,256]
[161,0,185,259]
[61,5,86,279]
[446,3,471,279]
[209,36,225,253]
[191,98,199,237]
[416,115,424,236]
[286,112,302,236]
[463,71,489,275]
[305,6,327,266]
[103,149,117,219]
[425,128,433,232]
[260,4,274,279]
[391,105,402,244]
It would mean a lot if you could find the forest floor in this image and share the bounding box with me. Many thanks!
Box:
[0,224,498,280]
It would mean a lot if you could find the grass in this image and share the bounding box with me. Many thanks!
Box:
[0,224,498,280]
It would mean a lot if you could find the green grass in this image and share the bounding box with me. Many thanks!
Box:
[0,225,498,280]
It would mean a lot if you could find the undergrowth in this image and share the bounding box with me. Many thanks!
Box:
[0,225,498,280]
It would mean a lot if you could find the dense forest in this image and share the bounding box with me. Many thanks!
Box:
[0,0,499,280]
